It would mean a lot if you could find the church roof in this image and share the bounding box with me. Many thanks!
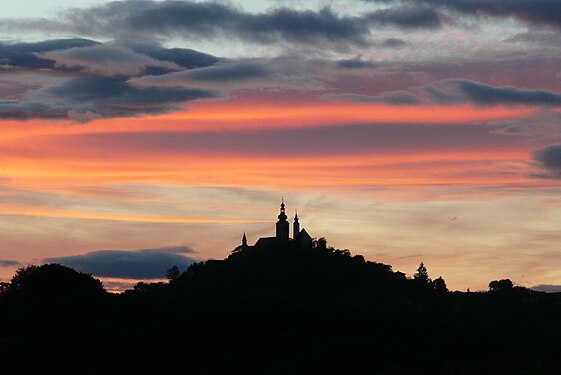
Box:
[296,228,311,239]
[254,237,279,248]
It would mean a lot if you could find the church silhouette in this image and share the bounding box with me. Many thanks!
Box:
[237,200,313,252]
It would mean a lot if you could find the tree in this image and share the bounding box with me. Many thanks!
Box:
[413,262,431,284]
[0,282,9,294]
[314,237,328,251]
[489,279,513,293]
[166,266,180,282]
[3,264,105,304]
[433,276,448,293]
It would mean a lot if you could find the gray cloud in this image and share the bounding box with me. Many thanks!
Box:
[129,58,328,92]
[40,44,180,77]
[0,76,216,120]
[0,38,98,70]
[533,144,561,178]
[0,39,221,75]
[417,0,561,29]
[3,1,453,47]
[531,284,561,293]
[61,2,371,46]
[0,37,225,120]
[326,91,422,105]
[505,31,561,45]
[490,111,561,137]
[0,259,21,267]
[168,62,268,82]
[46,246,197,279]
[336,58,376,69]
[383,38,407,48]
[328,79,561,108]
[130,62,269,90]
[427,80,561,107]
[130,45,221,69]
[366,6,443,29]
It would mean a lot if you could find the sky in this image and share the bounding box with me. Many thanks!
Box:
[0,0,560,292]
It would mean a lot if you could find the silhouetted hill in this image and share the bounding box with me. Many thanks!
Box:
[2,243,561,374]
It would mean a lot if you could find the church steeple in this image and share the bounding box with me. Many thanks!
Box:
[293,210,300,238]
[242,232,247,247]
[278,198,287,220]
[276,199,289,240]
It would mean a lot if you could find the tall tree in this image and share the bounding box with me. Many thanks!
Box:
[413,262,431,284]
[433,276,448,293]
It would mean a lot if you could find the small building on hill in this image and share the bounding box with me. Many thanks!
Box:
[238,200,313,252]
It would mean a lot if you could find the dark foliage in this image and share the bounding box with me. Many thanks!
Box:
[0,244,560,374]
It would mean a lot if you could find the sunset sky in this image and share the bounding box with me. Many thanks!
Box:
[1,0,561,292]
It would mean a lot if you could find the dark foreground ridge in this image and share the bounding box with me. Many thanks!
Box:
[1,241,561,374]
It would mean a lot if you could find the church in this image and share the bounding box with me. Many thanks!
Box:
[238,200,313,252]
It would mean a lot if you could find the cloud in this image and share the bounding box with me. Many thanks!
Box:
[428,80,561,107]
[46,246,197,279]
[328,79,561,108]
[0,76,216,120]
[40,44,180,77]
[131,62,267,88]
[366,6,443,29]
[130,45,221,69]
[0,38,226,120]
[326,91,422,105]
[532,144,561,178]
[0,80,41,100]
[531,284,561,293]
[505,31,561,45]
[0,259,21,267]
[383,38,407,48]
[490,111,561,137]
[0,38,99,70]
[71,123,516,158]
[60,2,371,46]
[336,58,376,69]
[412,0,561,29]
[129,58,327,91]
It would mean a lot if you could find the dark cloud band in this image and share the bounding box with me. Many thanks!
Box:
[533,144,561,179]
[383,0,561,29]
[63,2,372,46]
[0,260,21,267]
[46,246,197,279]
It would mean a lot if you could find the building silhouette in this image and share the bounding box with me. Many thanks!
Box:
[239,200,313,251]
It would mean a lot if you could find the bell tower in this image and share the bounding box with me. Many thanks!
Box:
[276,199,289,241]
[293,210,300,238]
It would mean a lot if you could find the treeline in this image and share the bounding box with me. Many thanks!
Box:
[0,239,560,374]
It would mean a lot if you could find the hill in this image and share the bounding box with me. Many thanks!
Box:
[1,242,561,374]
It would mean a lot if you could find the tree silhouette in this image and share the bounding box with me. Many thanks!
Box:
[166,265,180,281]
[433,276,448,293]
[489,279,514,293]
[413,262,431,284]
[0,282,9,294]
[314,237,328,251]
[7,264,104,297]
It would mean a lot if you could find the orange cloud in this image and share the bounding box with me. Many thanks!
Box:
[0,204,270,224]
[0,148,534,191]
[0,99,552,201]
[0,100,536,141]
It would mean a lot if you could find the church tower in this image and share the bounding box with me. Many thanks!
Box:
[293,210,300,238]
[276,199,289,241]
